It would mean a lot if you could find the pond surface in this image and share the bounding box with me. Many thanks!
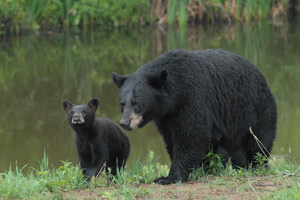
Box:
[0,21,300,171]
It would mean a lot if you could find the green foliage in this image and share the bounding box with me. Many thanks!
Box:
[202,150,225,175]
[0,166,43,199]
[0,151,165,199]
[189,150,225,181]
[0,0,299,33]
[0,0,152,34]
[70,0,151,27]
[167,0,189,25]
[131,151,169,183]
[0,153,85,199]
[244,0,272,21]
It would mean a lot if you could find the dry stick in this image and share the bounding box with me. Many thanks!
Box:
[282,172,300,177]
[106,173,111,187]
[249,127,270,158]
[95,162,107,179]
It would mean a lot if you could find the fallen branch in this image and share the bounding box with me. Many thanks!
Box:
[96,162,107,179]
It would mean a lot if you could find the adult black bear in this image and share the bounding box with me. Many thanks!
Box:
[63,98,130,181]
[112,49,277,185]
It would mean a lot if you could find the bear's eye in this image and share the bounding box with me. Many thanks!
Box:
[81,111,86,115]
[131,100,137,106]
[135,105,141,113]
[120,102,125,113]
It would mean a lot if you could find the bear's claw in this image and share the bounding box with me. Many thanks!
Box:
[153,176,178,185]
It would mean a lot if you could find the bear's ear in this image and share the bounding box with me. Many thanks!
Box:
[112,72,127,88]
[88,98,99,111]
[148,69,168,89]
[63,100,73,112]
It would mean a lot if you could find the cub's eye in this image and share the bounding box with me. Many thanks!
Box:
[81,111,86,114]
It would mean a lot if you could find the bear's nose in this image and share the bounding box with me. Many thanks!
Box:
[120,119,131,130]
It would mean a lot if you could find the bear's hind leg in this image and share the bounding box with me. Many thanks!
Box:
[231,150,248,169]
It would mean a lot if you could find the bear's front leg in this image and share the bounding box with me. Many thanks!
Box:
[153,147,186,185]
[153,160,182,185]
[85,144,109,181]
[154,138,209,185]
[76,140,93,177]
[85,159,108,181]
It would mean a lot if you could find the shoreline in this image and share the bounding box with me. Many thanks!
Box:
[1,0,299,35]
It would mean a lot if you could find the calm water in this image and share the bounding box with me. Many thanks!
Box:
[0,21,300,171]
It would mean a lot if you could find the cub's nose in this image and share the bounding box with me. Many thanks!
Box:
[73,113,80,120]
[120,119,131,130]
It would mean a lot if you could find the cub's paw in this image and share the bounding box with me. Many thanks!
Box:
[153,176,178,185]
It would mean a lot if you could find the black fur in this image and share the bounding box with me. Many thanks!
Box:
[63,98,130,181]
[112,49,277,185]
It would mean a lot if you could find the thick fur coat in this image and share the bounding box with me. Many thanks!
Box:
[112,49,277,184]
[63,98,130,181]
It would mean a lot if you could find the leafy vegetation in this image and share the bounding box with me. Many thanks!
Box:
[0,0,299,34]
[0,152,86,199]
[0,0,152,34]
[0,151,299,199]
[0,151,168,199]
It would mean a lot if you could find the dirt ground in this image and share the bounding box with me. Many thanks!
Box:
[60,175,298,200]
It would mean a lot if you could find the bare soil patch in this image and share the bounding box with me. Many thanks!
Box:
[61,176,298,199]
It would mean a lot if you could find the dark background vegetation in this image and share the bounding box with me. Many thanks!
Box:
[0,0,299,34]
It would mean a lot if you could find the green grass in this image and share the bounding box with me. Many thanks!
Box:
[0,151,168,199]
[0,152,86,199]
[0,150,299,199]
[270,182,300,199]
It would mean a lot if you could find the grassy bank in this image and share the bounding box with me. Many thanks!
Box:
[1,0,300,34]
[0,151,299,199]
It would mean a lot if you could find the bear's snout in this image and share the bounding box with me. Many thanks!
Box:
[120,111,143,131]
[120,118,131,130]
[71,113,85,124]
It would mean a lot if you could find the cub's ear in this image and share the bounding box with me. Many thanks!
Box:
[62,100,73,112]
[148,69,168,89]
[88,98,99,111]
[112,72,127,88]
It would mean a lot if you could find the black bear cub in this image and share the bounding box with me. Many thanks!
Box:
[63,98,130,181]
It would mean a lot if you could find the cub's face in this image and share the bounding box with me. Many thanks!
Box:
[112,70,168,131]
[62,98,99,127]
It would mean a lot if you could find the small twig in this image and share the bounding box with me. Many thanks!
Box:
[106,173,111,187]
[282,172,300,177]
[95,162,107,179]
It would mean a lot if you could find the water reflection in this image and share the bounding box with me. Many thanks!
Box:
[0,21,299,171]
